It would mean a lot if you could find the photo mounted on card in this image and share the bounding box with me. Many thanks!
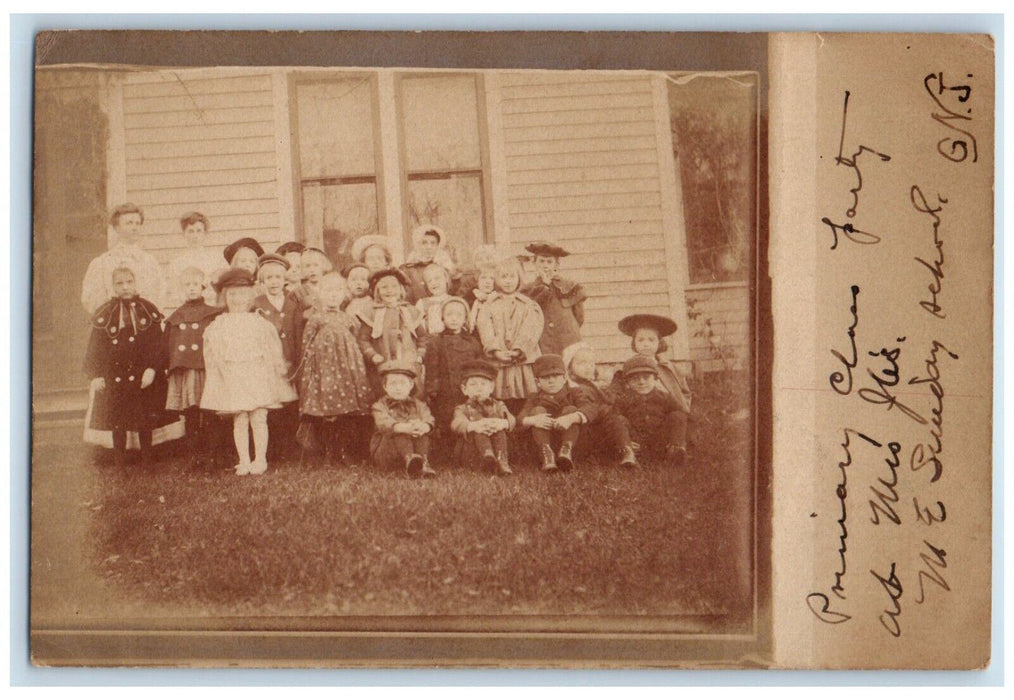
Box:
[29,30,991,669]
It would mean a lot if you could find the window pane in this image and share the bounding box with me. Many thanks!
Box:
[400,75,481,172]
[296,79,376,179]
[406,174,485,269]
[301,182,380,271]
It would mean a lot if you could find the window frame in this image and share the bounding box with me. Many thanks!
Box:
[393,71,495,258]
[287,71,386,249]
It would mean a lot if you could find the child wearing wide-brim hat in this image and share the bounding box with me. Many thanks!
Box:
[450,358,516,476]
[613,354,688,467]
[520,241,587,356]
[616,312,692,415]
[355,267,426,398]
[369,359,436,478]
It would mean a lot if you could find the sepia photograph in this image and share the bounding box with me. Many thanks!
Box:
[30,31,768,667]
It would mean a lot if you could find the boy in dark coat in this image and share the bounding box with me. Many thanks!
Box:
[614,355,689,466]
[521,241,587,355]
[370,359,437,478]
[84,267,171,465]
[517,354,592,472]
[251,252,302,461]
[423,296,484,454]
[563,342,639,468]
[164,266,224,468]
[450,359,516,476]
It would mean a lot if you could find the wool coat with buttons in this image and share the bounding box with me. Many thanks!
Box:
[164,299,224,371]
[84,295,170,431]
[521,276,587,355]
[251,292,302,368]
[614,387,687,452]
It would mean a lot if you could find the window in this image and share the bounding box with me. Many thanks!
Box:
[397,74,490,269]
[291,71,493,271]
[293,76,381,271]
[668,73,757,285]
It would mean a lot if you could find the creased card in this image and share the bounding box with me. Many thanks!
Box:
[771,33,993,669]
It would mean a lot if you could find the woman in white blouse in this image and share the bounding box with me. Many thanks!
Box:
[80,203,166,314]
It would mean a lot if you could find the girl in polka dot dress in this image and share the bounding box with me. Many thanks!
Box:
[298,272,374,463]
[164,266,224,467]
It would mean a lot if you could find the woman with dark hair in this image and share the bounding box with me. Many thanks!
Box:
[80,203,166,314]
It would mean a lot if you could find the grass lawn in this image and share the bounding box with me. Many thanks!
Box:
[35,371,755,631]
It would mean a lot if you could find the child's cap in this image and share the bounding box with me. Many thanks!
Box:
[342,262,370,278]
[213,268,256,293]
[368,267,410,294]
[461,359,498,382]
[618,313,678,338]
[378,359,417,380]
[532,354,567,379]
[412,224,446,248]
[562,341,595,371]
[621,354,660,378]
[223,237,265,264]
[275,241,306,256]
[257,253,290,271]
[351,234,393,263]
[525,241,570,259]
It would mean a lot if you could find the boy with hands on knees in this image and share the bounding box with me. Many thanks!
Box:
[370,360,436,478]
[517,354,589,473]
[450,359,516,476]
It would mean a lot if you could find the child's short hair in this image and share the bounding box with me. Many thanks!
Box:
[179,211,209,231]
[110,203,143,227]
[562,341,595,372]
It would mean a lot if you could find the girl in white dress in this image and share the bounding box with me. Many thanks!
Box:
[201,268,297,475]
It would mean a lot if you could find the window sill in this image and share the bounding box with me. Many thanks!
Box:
[686,280,750,292]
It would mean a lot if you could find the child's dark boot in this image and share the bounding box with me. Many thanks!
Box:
[557,442,575,472]
[496,451,513,477]
[540,444,558,473]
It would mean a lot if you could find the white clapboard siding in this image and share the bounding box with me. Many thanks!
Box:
[685,284,752,372]
[498,72,676,364]
[121,71,282,253]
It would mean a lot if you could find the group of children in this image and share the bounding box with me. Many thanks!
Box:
[84,204,693,477]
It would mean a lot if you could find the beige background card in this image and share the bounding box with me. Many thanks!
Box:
[771,33,994,669]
